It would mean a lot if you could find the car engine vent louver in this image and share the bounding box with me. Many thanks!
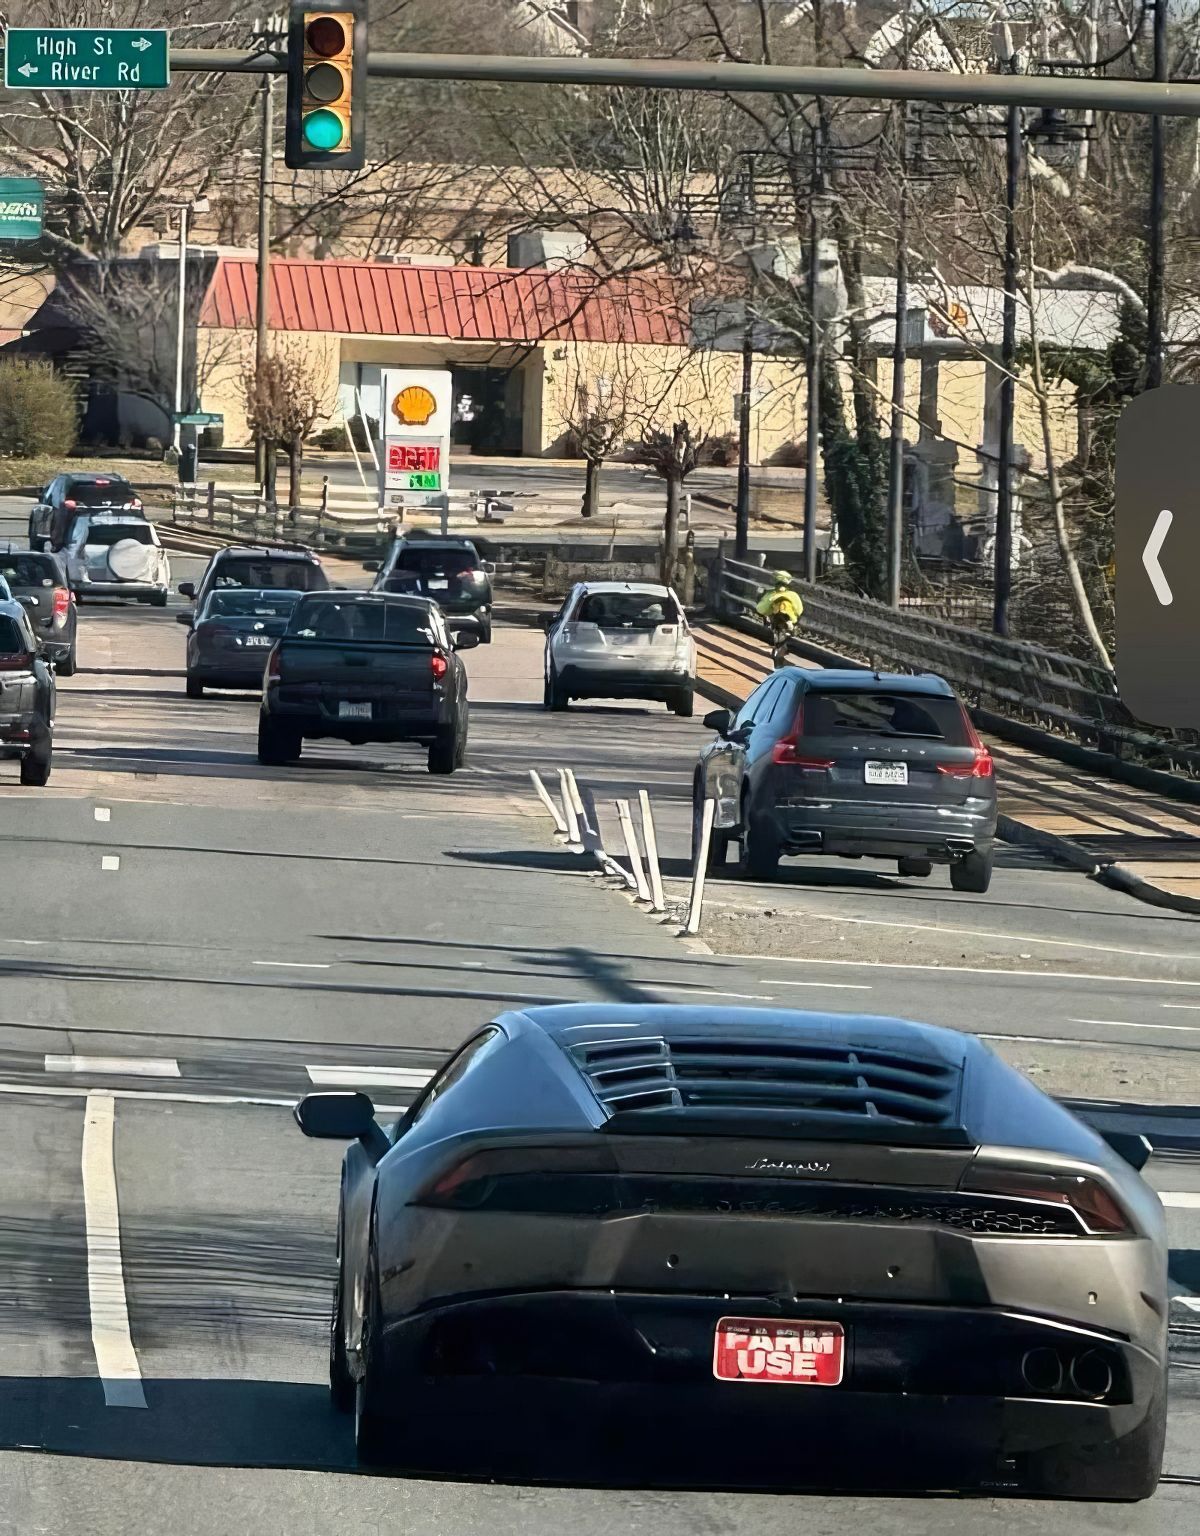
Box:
[570,1035,966,1140]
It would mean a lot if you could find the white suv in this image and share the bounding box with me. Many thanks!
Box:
[63,513,171,605]
[543,581,696,716]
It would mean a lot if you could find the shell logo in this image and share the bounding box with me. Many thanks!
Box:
[391,384,437,427]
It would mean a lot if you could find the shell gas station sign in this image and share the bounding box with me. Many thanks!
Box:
[379,367,452,509]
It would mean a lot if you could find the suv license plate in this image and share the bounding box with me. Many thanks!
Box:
[713,1317,844,1386]
[338,701,372,720]
[244,635,272,647]
[865,761,908,786]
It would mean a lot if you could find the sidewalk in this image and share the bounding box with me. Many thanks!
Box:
[693,622,1200,915]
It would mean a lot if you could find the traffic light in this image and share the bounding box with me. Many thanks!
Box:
[285,3,366,171]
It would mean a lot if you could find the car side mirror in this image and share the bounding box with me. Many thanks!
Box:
[176,612,193,626]
[362,560,380,573]
[454,630,481,650]
[703,707,733,736]
[178,581,195,599]
[293,1092,390,1160]
[481,560,496,574]
[541,612,557,632]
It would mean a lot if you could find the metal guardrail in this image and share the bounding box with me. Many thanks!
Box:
[714,557,1200,781]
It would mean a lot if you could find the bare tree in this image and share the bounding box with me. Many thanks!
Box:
[240,342,337,515]
[633,417,709,584]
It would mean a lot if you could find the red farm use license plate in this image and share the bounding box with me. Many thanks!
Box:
[712,1317,845,1386]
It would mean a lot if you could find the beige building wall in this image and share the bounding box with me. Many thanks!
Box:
[200,327,342,448]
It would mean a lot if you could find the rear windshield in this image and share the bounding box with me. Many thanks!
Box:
[213,558,326,592]
[804,691,971,745]
[66,480,133,505]
[0,616,29,654]
[393,545,480,575]
[576,591,676,629]
[288,598,438,644]
[77,521,154,547]
[205,590,300,619]
[0,554,61,587]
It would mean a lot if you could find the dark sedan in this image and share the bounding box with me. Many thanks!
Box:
[694,668,998,891]
[0,599,55,785]
[180,588,302,697]
[0,546,77,675]
[295,1003,1167,1497]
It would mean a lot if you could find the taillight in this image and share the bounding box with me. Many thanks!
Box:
[454,567,484,582]
[431,652,448,681]
[266,649,282,682]
[63,499,77,510]
[772,738,835,768]
[0,652,33,670]
[417,1145,617,1209]
[52,588,70,618]
[938,748,994,778]
[130,498,143,510]
[961,1164,1132,1235]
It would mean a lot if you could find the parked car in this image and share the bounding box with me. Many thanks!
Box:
[257,590,478,772]
[296,1002,1167,1499]
[694,668,998,891]
[0,598,55,785]
[0,546,77,675]
[179,544,330,610]
[179,587,303,698]
[369,534,494,643]
[543,581,696,716]
[49,512,171,605]
[29,472,144,551]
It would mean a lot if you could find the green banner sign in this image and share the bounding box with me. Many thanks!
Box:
[0,178,44,241]
[175,412,223,427]
[4,28,170,91]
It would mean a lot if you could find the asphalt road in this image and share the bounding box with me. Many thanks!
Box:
[0,496,1197,1532]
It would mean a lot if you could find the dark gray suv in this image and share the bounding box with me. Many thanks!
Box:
[694,669,998,892]
[0,546,77,675]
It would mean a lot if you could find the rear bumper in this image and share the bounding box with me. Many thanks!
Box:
[265,692,448,741]
[0,711,49,758]
[189,662,271,689]
[557,663,693,699]
[762,798,997,861]
[376,1289,1161,1475]
[72,579,167,598]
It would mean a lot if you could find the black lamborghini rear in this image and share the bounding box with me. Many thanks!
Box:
[296,1005,1168,1496]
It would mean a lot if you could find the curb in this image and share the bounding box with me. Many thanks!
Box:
[693,670,1200,919]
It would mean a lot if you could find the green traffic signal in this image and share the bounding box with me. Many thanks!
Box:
[302,108,345,151]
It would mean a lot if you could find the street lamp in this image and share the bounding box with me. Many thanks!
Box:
[171,195,210,457]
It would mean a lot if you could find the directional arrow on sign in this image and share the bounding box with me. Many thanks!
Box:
[17,62,37,78]
[1142,508,1174,606]
[131,36,151,51]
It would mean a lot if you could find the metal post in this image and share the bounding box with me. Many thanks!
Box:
[994,102,1020,638]
[685,798,715,937]
[529,769,568,835]
[638,790,665,913]
[557,768,581,846]
[172,203,189,454]
[803,131,823,585]
[615,800,652,903]
[255,74,274,483]
[1147,0,1168,390]
[734,162,755,561]
[887,109,909,610]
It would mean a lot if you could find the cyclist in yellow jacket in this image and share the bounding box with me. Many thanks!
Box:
[756,571,804,667]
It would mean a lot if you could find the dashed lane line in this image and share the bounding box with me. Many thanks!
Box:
[81,1093,145,1409]
[46,1055,181,1077]
[1069,1018,1200,1035]
[306,1064,436,1089]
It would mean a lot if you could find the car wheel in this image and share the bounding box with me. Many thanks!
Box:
[150,590,168,608]
[1023,1381,1165,1501]
[739,811,780,881]
[57,647,77,679]
[550,668,569,712]
[354,1252,393,1469]
[428,721,459,774]
[950,850,992,893]
[257,712,299,766]
[671,688,694,719]
[897,857,932,878]
[329,1207,355,1414]
[478,619,492,644]
[186,676,204,699]
[19,739,52,788]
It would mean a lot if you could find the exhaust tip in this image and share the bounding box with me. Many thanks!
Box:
[1069,1348,1114,1401]
[1021,1346,1064,1395]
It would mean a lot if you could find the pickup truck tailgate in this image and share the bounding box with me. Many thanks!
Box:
[272,640,438,721]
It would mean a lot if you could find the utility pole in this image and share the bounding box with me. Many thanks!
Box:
[172,202,192,456]
[994,99,1020,637]
[803,125,824,586]
[887,105,910,610]
[734,160,755,561]
[1146,0,1168,390]
[255,74,274,484]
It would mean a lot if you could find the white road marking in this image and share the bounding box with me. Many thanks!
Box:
[94,807,111,822]
[101,855,120,871]
[648,985,775,1001]
[0,1079,407,1112]
[1069,1018,1200,1035]
[979,1032,1140,1049]
[46,1055,181,1078]
[763,979,874,991]
[1163,1003,1200,1011]
[716,953,1200,989]
[252,960,331,970]
[306,1065,436,1089]
[1160,1192,1200,1210]
[1176,1295,1200,1311]
[81,1093,145,1409]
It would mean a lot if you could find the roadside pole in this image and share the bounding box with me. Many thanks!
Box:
[685,798,715,937]
[255,73,274,485]
[638,789,665,913]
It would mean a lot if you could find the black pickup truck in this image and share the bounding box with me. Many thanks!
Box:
[0,598,55,786]
[257,591,478,773]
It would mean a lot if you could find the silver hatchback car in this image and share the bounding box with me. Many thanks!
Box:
[543,581,697,717]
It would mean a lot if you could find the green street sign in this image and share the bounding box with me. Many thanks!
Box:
[0,178,43,241]
[4,28,170,91]
[175,412,223,427]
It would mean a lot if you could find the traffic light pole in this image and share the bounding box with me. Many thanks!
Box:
[255,74,273,484]
[1146,0,1168,390]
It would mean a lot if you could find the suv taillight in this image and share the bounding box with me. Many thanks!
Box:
[62,498,77,510]
[266,649,282,682]
[431,653,448,681]
[939,748,994,778]
[0,652,33,670]
[770,701,834,768]
[960,1164,1132,1235]
[52,587,70,618]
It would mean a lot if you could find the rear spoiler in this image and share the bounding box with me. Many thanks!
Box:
[1058,1097,1200,1170]
[601,1105,975,1149]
